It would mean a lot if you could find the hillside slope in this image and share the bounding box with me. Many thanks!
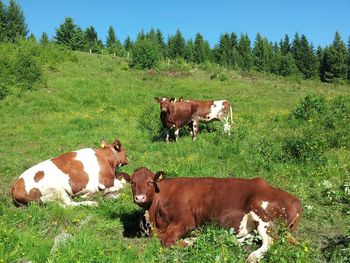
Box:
[0,52,349,262]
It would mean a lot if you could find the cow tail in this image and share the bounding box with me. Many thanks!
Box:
[229,105,233,127]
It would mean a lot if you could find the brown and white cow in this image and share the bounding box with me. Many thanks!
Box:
[126,167,302,263]
[11,138,129,207]
[155,97,233,141]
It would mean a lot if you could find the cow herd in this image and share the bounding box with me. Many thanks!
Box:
[11,97,302,263]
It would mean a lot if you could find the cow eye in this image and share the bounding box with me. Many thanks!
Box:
[147,182,153,187]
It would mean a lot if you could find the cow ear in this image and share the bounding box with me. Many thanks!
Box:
[113,140,121,151]
[170,98,176,103]
[100,139,108,148]
[154,171,165,182]
[117,172,130,183]
[154,97,160,103]
[178,96,184,102]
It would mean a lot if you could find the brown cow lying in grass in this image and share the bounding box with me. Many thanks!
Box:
[11,138,129,207]
[125,167,302,263]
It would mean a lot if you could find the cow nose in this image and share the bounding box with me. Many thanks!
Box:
[134,194,146,203]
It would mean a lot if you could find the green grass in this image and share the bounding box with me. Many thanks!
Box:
[1,52,349,262]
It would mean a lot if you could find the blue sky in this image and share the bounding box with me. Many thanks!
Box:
[5,0,350,47]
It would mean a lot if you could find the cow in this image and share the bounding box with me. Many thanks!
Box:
[155,97,233,141]
[125,167,302,263]
[11,138,129,207]
[154,96,183,141]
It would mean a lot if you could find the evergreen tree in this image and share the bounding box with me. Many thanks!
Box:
[54,17,85,50]
[193,33,211,63]
[228,32,238,68]
[253,33,272,72]
[291,33,318,79]
[40,32,49,45]
[280,34,291,55]
[156,29,166,57]
[322,31,347,82]
[168,29,186,59]
[28,33,36,42]
[0,0,6,42]
[184,39,195,62]
[4,0,28,42]
[106,26,116,48]
[348,36,350,81]
[236,33,253,71]
[84,25,103,52]
[124,36,133,51]
[215,33,230,66]
[137,30,145,41]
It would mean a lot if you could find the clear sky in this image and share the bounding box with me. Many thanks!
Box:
[5,0,350,47]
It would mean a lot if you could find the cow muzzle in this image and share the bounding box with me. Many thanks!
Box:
[134,194,146,203]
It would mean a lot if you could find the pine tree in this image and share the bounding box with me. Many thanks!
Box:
[4,0,28,42]
[236,34,253,71]
[184,39,195,62]
[322,31,347,82]
[193,33,211,63]
[291,33,318,79]
[168,29,186,59]
[280,34,291,55]
[54,17,85,50]
[156,29,166,57]
[84,26,103,52]
[253,33,272,72]
[0,0,6,42]
[40,32,49,45]
[348,36,350,81]
[106,26,116,48]
[215,33,230,66]
[28,33,36,42]
[124,36,133,51]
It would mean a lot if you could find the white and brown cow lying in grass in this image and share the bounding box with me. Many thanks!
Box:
[11,138,129,207]
[127,167,302,263]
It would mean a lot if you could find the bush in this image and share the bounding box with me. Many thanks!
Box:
[130,38,162,70]
[138,104,164,141]
[277,94,350,163]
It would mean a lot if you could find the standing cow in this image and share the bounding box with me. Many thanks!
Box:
[11,138,129,207]
[155,97,233,141]
[125,167,302,263]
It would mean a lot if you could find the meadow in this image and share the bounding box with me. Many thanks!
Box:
[0,51,349,262]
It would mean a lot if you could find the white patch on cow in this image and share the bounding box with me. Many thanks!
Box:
[237,213,255,238]
[20,159,72,195]
[261,201,269,210]
[206,100,226,121]
[246,212,273,262]
[74,148,101,194]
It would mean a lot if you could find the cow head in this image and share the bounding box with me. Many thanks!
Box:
[154,97,178,112]
[129,167,165,209]
[100,138,128,167]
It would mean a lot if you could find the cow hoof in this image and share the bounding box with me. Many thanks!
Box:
[246,254,259,263]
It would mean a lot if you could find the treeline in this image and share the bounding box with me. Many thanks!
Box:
[1,0,350,84]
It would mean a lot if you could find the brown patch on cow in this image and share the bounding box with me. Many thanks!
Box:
[52,152,89,195]
[12,178,42,206]
[94,148,115,188]
[34,171,45,182]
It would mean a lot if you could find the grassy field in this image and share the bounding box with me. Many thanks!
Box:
[0,52,349,262]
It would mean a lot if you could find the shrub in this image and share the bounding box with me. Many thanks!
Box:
[130,38,162,70]
[290,94,326,120]
[138,104,165,141]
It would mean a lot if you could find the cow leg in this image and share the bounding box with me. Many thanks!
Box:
[161,223,189,247]
[192,120,199,141]
[59,191,98,207]
[223,116,231,135]
[246,213,273,263]
[174,129,180,141]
